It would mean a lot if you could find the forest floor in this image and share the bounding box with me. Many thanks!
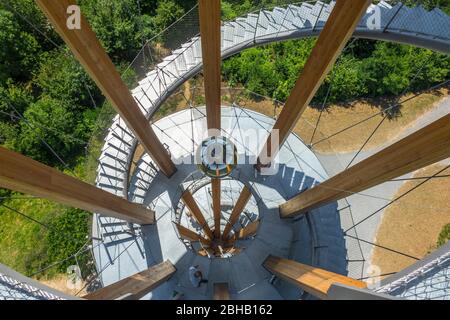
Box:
[371,163,450,277]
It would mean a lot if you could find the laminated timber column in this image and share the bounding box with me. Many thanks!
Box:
[181,190,214,239]
[0,147,154,225]
[198,0,222,131]
[257,0,370,166]
[36,0,176,177]
[83,261,176,300]
[222,185,252,239]
[199,0,222,240]
[263,255,366,300]
[211,178,221,238]
[280,113,450,218]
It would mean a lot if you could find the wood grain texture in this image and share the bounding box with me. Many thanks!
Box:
[258,0,371,161]
[199,0,222,131]
[181,190,214,239]
[83,261,176,300]
[222,185,252,239]
[213,282,230,300]
[36,0,176,177]
[263,255,366,300]
[211,178,221,238]
[175,223,212,247]
[0,146,154,224]
[280,113,450,217]
[237,220,260,239]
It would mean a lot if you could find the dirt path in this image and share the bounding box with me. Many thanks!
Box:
[39,274,88,297]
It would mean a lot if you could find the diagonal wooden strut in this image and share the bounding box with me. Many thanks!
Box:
[83,261,176,300]
[263,255,366,300]
[0,146,154,225]
[257,0,371,166]
[175,223,212,247]
[225,220,260,246]
[199,0,222,131]
[181,190,214,239]
[222,185,252,240]
[211,178,221,238]
[280,113,450,218]
[36,0,176,177]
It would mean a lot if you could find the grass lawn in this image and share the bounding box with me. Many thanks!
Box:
[0,197,63,277]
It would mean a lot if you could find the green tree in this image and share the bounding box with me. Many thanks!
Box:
[13,97,82,166]
[0,83,33,145]
[80,0,144,61]
[0,0,60,50]
[33,50,100,112]
[0,9,40,85]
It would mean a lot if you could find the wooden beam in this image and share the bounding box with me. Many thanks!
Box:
[211,178,221,238]
[237,220,259,240]
[213,283,230,300]
[0,146,154,225]
[222,186,252,239]
[83,261,176,300]
[175,223,212,247]
[181,190,214,239]
[225,220,260,246]
[257,0,370,165]
[263,255,366,300]
[36,0,176,177]
[280,113,450,218]
[198,0,221,131]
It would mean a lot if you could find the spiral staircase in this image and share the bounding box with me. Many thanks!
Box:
[0,0,449,300]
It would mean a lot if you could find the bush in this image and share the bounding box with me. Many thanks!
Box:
[437,223,450,247]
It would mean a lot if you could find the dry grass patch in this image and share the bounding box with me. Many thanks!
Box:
[371,163,450,277]
[236,88,447,154]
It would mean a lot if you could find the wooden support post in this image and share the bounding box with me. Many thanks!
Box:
[181,190,214,239]
[36,0,176,177]
[263,255,366,300]
[257,0,370,165]
[222,186,252,239]
[211,178,221,238]
[175,223,212,247]
[83,261,176,300]
[280,113,450,218]
[198,0,222,131]
[237,220,260,240]
[213,283,230,300]
[0,146,154,225]
[225,220,260,246]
